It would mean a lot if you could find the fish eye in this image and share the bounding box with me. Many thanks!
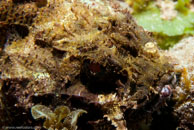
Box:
[160,85,172,98]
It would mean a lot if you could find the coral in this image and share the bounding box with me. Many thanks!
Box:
[0,0,182,130]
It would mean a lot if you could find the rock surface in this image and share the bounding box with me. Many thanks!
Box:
[165,37,194,130]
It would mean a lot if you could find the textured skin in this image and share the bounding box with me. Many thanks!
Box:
[0,0,37,25]
[0,0,176,129]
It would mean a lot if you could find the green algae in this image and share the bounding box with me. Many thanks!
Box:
[175,0,190,14]
[134,6,194,36]
[126,1,194,49]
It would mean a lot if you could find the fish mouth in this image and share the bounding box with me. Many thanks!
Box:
[80,59,128,94]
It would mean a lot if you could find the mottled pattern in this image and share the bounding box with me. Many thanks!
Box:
[0,0,176,130]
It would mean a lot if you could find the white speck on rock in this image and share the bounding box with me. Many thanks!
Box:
[156,0,177,20]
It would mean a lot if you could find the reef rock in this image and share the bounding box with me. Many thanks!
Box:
[0,0,179,130]
[165,37,194,130]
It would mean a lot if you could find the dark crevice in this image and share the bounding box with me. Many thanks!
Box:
[78,45,98,53]
[13,0,47,8]
[0,25,29,50]
[12,0,32,4]
[121,45,138,57]
[125,108,150,130]
[110,20,117,27]
[13,24,29,38]
[2,93,55,127]
[126,33,133,40]
[97,26,102,31]
[31,94,58,106]
[129,81,137,95]
[137,95,147,104]
[67,95,103,120]
[4,56,11,65]
[52,48,66,59]
[80,59,127,94]
[0,27,7,47]
[35,39,49,48]
[64,95,109,130]
[78,117,116,130]
[20,79,30,88]
[150,100,179,130]
[124,94,179,130]
[35,0,47,8]
[1,80,33,126]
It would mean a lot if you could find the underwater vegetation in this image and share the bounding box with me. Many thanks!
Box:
[0,0,193,130]
[126,0,194,49]
[31,105,87,130]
